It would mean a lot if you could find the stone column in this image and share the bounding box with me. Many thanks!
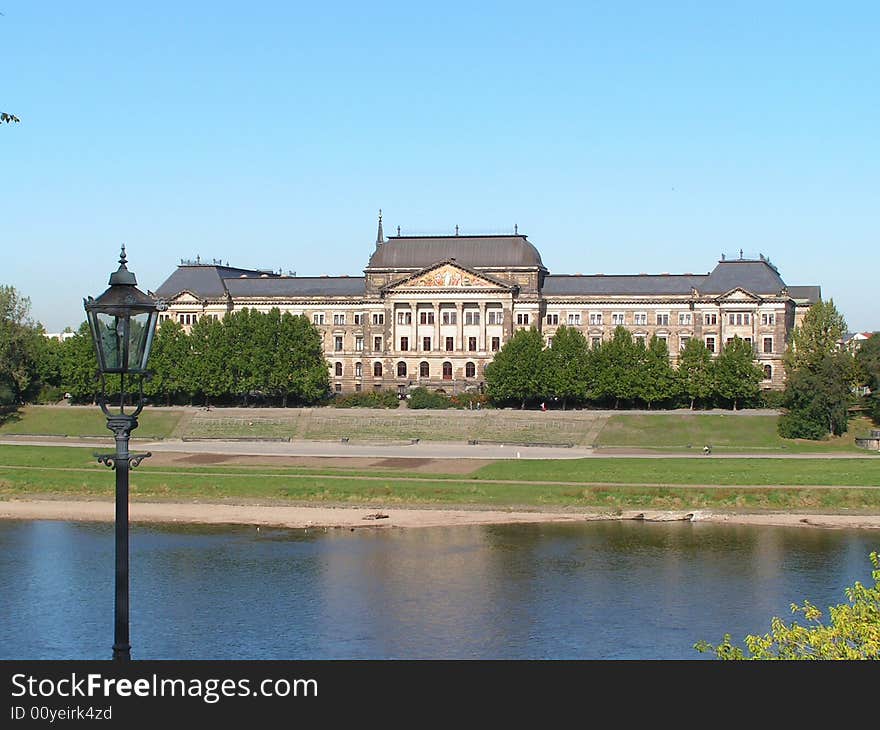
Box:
[433,300,440,351]
[478,302,487,351]
[457,302,464,352]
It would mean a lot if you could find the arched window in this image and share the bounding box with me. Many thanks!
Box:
[763,364,772,381]
[397,361,407,377]
[373,361,383,377]
[355,362,362,378]
[465,362,476,378]
[442,362,453,380]
[335,362,343,377]
[420,361,430,378]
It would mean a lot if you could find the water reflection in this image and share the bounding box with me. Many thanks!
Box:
[0,519,876,659]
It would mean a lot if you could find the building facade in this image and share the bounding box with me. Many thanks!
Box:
[154,215,820,395]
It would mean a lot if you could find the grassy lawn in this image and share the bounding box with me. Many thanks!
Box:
[473,457,880,486]
[0,406,183,439]
[594,413,877,453]
[2,444,880,513]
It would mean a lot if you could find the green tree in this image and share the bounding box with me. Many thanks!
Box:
[187,316,230,405]
[638,335,678,409]
[593,327,642,409]
[0,285,44,404]
[780,300,853,438]
[144,319,190,405]
[542,325,590,410]
[484,327,545,408]
[714,336,763,410]
[784,299,847,374]
[696,552,880,660]
[778,350,854,438]
[275,312,328,405]
[677,338,715,410]
[854,334,880,424]
[59,322,100,403]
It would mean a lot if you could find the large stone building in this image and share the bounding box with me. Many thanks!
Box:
[154,214,820,395]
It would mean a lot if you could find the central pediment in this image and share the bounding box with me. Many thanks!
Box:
[381,260,516,293]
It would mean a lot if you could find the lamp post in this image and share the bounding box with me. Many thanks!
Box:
[84,246,164,661]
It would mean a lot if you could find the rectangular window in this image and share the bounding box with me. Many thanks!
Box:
[313,313,325,325]
[704,313,717,325]
[333,313,346,325]
[546,314,559,325]
[372,313,384,325]
[465,311,481,325]
[373,336,382,352]
[355,336,363,351]
[487,310,502,325]
[516,313,529,325]
[568,313,581,325]
[355,383,362,392]
[763,337,773,354]
[761,313,775,326]
[354,313,363,325]
[679,335,690,351]
[611,313,625,325]
[334,336,343,351]
[491,337,500,352]
[634,313,647,325]
[446,337,454,351]
[334,383,342,393]
[397,311,412,325]
[419,311,435,325]
[591,337,601,348]
[355,362,363,378]
[744,313,751,325]
[468,337,477,351]
[656,313,669,326]
[400,337,409,351]
[442,310,457,325]
[590,313,603,326]
[678,313,692,325]
[422,336,432,351]
[634,335,646,346]
[706,336,716,353]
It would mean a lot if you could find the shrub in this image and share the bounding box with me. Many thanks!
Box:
[34,385,66,404]
[407,387,453,409]
[330,390,399,408]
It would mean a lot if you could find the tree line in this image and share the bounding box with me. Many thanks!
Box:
[1,297,329,407]
[484,325,765,411]
[484,299,879,441]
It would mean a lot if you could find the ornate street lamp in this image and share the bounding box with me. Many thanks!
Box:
[84,245,165,661]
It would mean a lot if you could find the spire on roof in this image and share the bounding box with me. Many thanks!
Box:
[376,209,385,248]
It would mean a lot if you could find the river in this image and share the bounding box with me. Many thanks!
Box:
[1,519,877,659]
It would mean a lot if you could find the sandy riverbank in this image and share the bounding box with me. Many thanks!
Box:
[2,499,880,531]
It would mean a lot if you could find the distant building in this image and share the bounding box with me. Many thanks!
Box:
[154,214,821,394]
[840,331,875,352]
[44,331,75,342]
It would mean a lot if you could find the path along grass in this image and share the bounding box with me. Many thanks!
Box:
[2,445,880,513]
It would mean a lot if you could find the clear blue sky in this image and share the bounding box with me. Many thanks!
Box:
[2,1,877,332]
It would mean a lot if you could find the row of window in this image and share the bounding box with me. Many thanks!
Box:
[314,313,386,326]
[546,312,777,326]
[334,361,480,380]
[332,334,504,353]
[544,333,776,355]
[335,359,772,382]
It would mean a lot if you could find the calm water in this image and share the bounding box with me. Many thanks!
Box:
[0,519,877,660]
